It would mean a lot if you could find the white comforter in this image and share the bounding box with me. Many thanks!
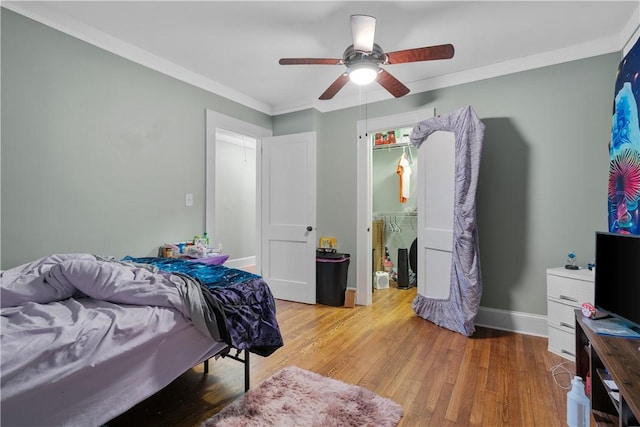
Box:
[0,254,224,426]
[3,253,195,311]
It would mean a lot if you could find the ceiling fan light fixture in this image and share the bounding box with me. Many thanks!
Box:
[279,14,453,99]
[348,63,379,85]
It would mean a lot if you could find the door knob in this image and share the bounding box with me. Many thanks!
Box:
[306,226,313,232]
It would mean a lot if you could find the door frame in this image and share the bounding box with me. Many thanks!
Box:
[205,110,273,272]
[356,108,435,305]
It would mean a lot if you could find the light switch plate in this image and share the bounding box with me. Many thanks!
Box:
[185,193,193,207]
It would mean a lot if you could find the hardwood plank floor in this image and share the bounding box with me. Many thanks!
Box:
[108,286,573,426]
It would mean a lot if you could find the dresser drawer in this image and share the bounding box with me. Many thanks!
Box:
[548,324,576,360]
[547,274,594,307]
[546,268,593,361]
[547,300,578,331]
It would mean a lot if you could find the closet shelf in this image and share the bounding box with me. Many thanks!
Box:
[374,211,417,217]
[372,142,414,151]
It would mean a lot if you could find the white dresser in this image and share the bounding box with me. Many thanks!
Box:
[546,267,595,361]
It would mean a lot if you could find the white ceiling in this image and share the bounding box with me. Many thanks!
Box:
[5,1,639,115]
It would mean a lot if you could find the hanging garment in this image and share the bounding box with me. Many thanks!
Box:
[396,152,412,203]
[410,105,484,337]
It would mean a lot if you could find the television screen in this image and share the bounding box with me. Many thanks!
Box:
[594,232,640,327]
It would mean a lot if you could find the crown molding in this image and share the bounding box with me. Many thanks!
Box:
[2,1,274,115]
[4,1,639,116]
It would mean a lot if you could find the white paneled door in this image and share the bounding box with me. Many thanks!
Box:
[261,132,317,304]
[417,131,456,299]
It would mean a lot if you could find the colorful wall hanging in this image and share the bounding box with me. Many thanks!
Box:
[609,37,640,235]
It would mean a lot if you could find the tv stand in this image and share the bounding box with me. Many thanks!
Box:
[575,310,640,426]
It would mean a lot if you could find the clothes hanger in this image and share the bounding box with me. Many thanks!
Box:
[393,216,402,233]
[403,145,414,164]
[387,215,399,232]
[385,216,394,232]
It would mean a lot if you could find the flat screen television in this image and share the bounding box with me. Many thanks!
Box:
[594,231,640,327]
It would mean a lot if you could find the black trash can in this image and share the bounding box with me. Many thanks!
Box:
[316,251,350,306]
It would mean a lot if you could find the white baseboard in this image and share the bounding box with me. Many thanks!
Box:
[225,256,256,269]
[475,306,548,337]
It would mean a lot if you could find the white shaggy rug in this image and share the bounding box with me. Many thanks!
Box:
[201,366,403,427]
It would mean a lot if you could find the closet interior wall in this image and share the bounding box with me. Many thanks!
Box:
[371,127,418,279]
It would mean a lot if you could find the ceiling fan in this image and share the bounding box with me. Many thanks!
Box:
[279,15,455,100]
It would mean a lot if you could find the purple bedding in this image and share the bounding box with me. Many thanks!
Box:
[1,254,227,342]
[0,253,284,426]
[1,253,234,426]
[122,256,284,357]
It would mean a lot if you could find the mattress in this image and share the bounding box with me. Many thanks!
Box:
[0,254,231,427]
[1,296,227,427]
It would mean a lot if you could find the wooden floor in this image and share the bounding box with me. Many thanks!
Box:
[108,286,573,426]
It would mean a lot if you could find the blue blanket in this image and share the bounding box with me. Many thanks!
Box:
[122,257,283,357]
[122,256,260,289]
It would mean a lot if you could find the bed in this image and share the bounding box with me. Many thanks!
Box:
[0,253,283,427]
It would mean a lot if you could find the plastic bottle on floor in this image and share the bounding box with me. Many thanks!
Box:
[567,376,590,427]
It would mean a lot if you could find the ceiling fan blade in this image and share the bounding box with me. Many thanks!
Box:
[377,69,410,98]
[279,58,342,65]
[319,73,350,100]
[385,44,455,64]
[351,15,376,53]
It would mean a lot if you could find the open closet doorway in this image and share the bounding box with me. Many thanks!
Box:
[371,129,418,288]
[205,110,272,271]
[213,128,258,269]
[355,108,435,306]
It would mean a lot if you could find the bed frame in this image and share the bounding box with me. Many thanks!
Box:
[204,348,251,392]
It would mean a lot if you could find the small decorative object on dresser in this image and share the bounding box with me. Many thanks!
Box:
[546,267,594,360]
[565,251,579,270]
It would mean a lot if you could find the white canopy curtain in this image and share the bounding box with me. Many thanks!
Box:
[410,105,485,336]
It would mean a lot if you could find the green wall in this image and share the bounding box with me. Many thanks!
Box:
[3,8,618,317]
[274,54,616,315]
[1,9,271,267]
